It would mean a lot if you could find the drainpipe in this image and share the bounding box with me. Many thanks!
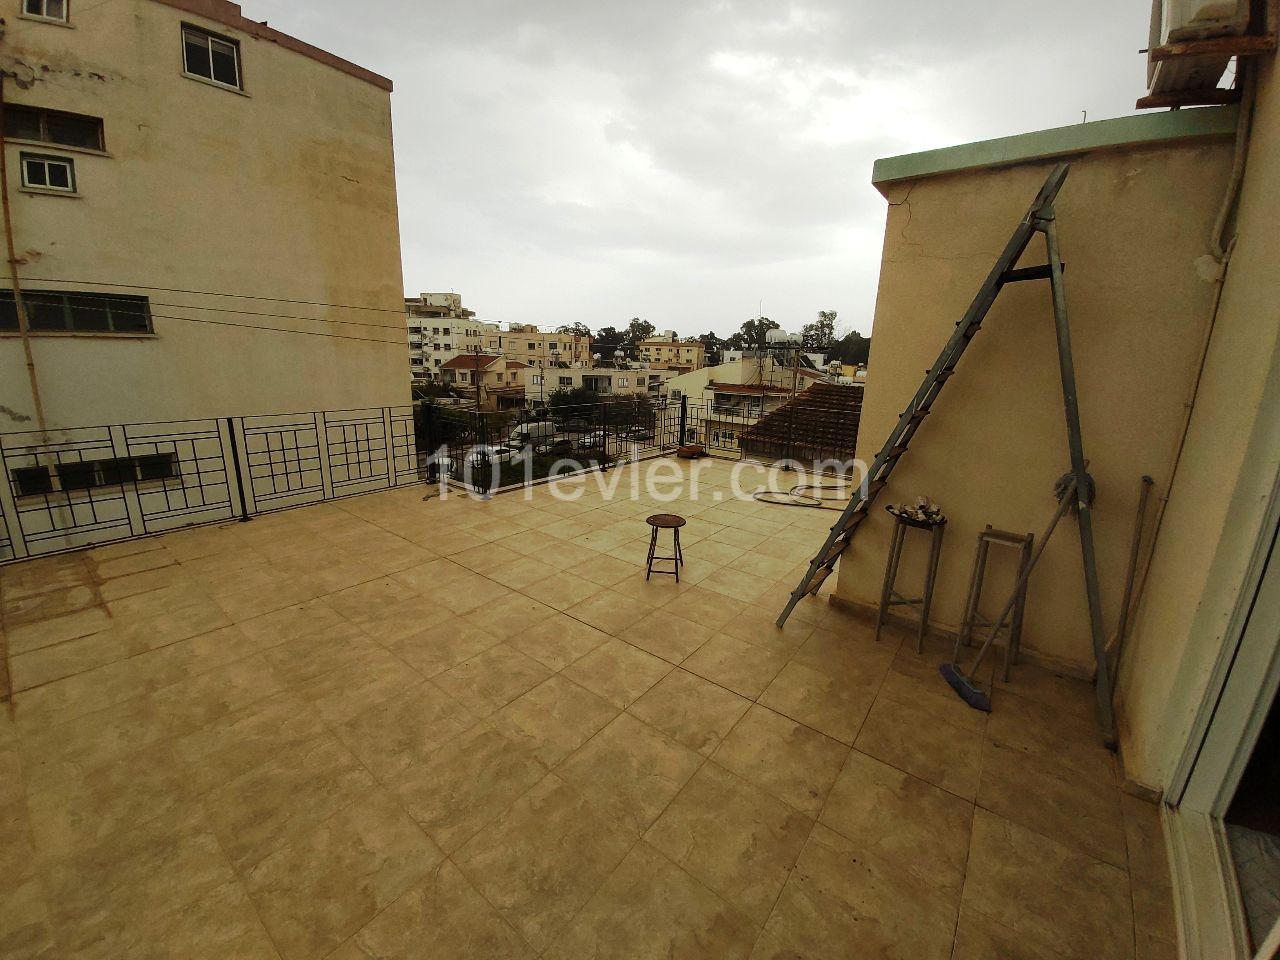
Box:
[0,72,48,436]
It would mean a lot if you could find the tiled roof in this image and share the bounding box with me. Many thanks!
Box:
[740,382,863,461]
[441,354,500,370]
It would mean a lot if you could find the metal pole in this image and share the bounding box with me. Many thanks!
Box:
[678,394,688,447]
[1109,474,1155,692]
[0,76,48,437]
[1040,211,1117,748]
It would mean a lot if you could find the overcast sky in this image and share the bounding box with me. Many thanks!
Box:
[252,1,1151,339]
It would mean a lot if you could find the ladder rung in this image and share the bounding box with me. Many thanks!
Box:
[963,325,982,339]
[885,445,909,461]
[910,409,931,422]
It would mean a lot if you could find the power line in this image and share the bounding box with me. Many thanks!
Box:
[148,312,402,344]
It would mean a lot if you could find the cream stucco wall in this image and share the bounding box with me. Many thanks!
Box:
[0,0,406,430]
[1117,60,1280,789]
[834,124,1236,677]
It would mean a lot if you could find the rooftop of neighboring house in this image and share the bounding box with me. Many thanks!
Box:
[440,353,501,370]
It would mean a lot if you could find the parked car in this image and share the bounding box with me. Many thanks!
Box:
[578,431,606,450]
[555,417,591,433]
[507,421,558,449]
[464,445,517,468]
[622,426,654,442]
[536,438,576,457]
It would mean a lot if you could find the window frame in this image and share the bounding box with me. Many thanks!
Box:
[3,105,104,152]
[18,152,76,193]
[0,289,154,335]
[22,0,69,23]
[181,23,244,91]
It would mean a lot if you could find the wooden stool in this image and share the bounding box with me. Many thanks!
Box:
[645,514,685,581]
[875,509,946,653]
[957,525,1034,682]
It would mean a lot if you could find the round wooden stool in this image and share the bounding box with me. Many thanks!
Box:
[645,514,686,581]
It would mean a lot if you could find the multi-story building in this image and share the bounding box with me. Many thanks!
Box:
[637,331,705,372]
[440,354,528,411]
[0,0,405,427]
[482,324,593,370]
[404,294,496,382]
[521,365,676,407]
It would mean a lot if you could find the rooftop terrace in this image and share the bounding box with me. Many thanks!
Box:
[0,457,1175,959]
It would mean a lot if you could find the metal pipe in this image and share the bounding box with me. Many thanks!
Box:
[0,74,48,437]
[1108,475,1155,693]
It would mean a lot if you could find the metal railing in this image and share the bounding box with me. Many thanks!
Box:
[0,406,421,563]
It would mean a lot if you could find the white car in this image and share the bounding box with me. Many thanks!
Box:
[578,431,607,450]
[464,445,517,468]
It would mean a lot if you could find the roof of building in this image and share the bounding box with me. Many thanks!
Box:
[441,354,500,370]
[505,360,531,370]
[156,0,393,92]
[740,382,864,460]
[871,105,1238,193]
[708,382,793,396]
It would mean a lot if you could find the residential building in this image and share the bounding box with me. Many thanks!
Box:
[0,0,405,427]
[664,358,818,449]
[637,331,705,371]
[521,365,676,406]
[404,294,496,382]
[440,354,528,411]
[482,324,593,369]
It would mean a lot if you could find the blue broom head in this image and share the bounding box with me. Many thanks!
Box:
[939,663,992,713]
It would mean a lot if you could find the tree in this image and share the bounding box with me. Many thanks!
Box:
[735,316,780,351]
[556,322,591,337]
[696,331,722,365]
[828,328,872,366]
[625,318,656,346]
[801,310,838,352]
[593,325,622,349]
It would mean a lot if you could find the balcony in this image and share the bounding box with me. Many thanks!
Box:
[0,457,1174,958]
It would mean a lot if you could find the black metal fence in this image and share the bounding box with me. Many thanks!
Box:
[0,407,420,563]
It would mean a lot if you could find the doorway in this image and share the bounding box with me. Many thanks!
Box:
[1225,691,1280,950]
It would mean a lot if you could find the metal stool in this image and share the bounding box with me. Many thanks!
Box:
[875,509,946,653]
[956,525,1034,682]
[645,514,686,581]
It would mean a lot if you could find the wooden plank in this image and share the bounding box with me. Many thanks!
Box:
[1136,88,1242,110]
[1148,34,1277,62]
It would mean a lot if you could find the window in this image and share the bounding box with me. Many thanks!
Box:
[20,153,75,193]
[617,377,629,387]
[527,342,536,351]
[559,376,573,387]
[443,343,451,350]
[432,327,440,335]
[23,0,67,22]
[410,358,424,367]
[532,375,543,385]
[4,106,104,151]
[0,290,152,333]
[182,25,242,89]
[549,342,559,351]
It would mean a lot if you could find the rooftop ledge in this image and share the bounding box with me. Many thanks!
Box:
[872,105,1239,193]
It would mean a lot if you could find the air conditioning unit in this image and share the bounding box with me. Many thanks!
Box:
[1148,0,1250,94]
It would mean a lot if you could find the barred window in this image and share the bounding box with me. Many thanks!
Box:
[0,290,152,334]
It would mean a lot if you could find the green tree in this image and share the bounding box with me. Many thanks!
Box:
[828,329,872,366]
[625,318,656,345]
[556,322,591,337]
[593,325,622,349]
[733,316,780,351]
[801,310,838,351]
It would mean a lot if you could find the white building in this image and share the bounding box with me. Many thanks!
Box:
[522,365,677,408]
[404,294,498,382]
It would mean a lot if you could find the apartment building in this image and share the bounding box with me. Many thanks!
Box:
[522,365,676,404]
[483,324,593,369]
[440,354,528,411]
[404,293,496,381]
[0,0,405,429]
[637,331,705,372]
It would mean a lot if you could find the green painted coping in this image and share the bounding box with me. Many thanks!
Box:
[872,106,1239,190]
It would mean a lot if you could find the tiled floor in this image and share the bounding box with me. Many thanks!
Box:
[0,457,1177,959]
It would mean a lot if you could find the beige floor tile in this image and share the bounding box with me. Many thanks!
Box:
[820,749,973,893]
[566,589,664,636]
[0,876,58,960]
[236,598,348,651]
[711,705,848,816]
[619,608,711,663]
[432,644,552,715]
[149,652,287,734]
[8,628,133,692]
[462,593,558,641]
[961,809,1133,960]
[646,763,812,923]
[488,555,556,590]
[557,713,702,835]
[698,568,775,605]
[682,634,789,699]
[203,734,378,870]
[505,613,610,671]
[453,543,524,574]
[334,681,476,781]
[520,572,607,612]
[329,861,532,960]
[5,605,113,656]
[978,735,1126,868]
[455,773,635,952]
[383,618,500,678]
[986,689,1116,787]
[855,677,987,802]
[793,622,898,681]
[171,691,327,794]
[719,605,813,654]
[752,823,959,960]
[951,904,1074,960]
[674,586,749,631]
[567,554,642,587]
[561,638,672,708]
[245,792,442,960]
[293,647,423,725]
[628,668,750,757]
[492,675,619,767]
[545,842,757,960]
[323,577,419,625]
[260,619,381,686]
[3,584,99,630]
[759,660,877,746]
[392,721,549,853]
